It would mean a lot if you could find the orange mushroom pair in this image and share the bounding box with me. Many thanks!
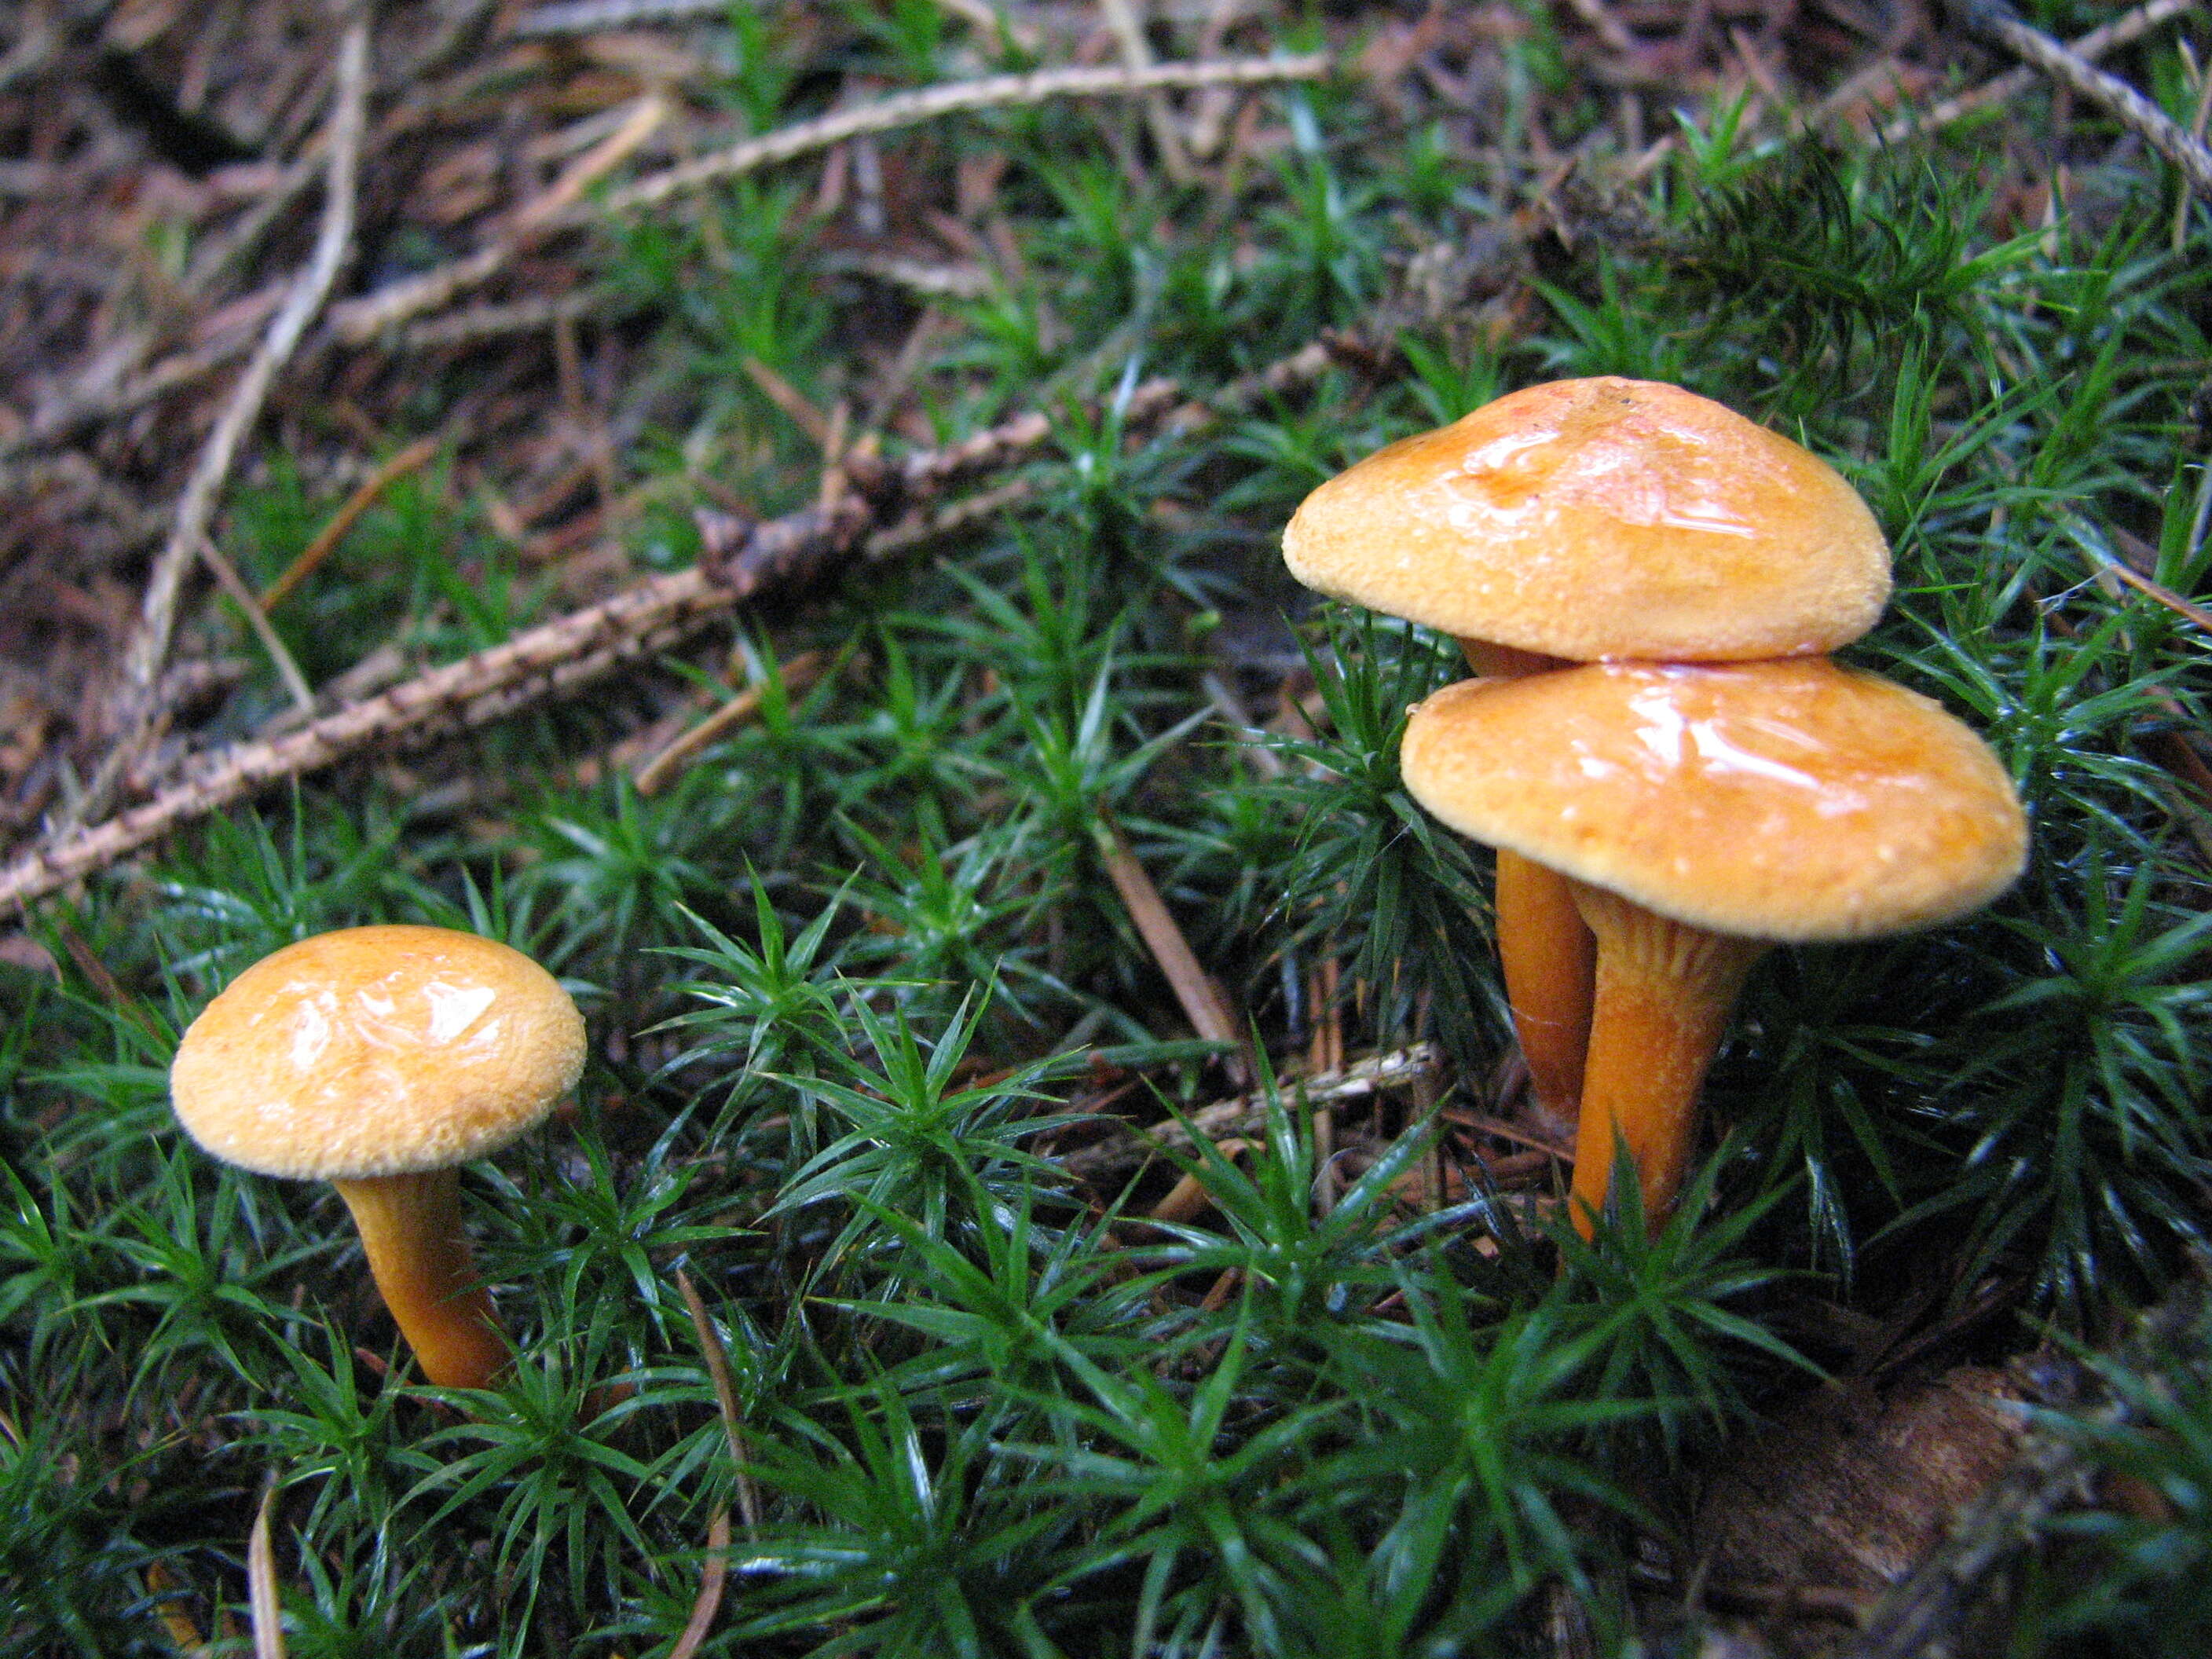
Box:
[1282,378,2027,1235]
[1283,377,1892,1137]
[170,925,584,1390]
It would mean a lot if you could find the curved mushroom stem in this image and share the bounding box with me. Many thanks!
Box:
[1567,881,1769,1238]
[1455,637,1593,1136]
[332,1169,511,1390]
[1494,851,1597,1139]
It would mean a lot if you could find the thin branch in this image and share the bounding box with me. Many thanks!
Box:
[599,55,1330,216]
[196,535,315,716]
[74,17,371,830]
[9,279,288,459]
[399,289,610,350]
[1098,0,1195,183]
[633,650,826,795]
[331,247,507,346]
[517,95,678,234]
[0,326,1401,913]
[815,250,993,300]
[0,569,730,911]
[2090,548,2212,635]
[676,1268,764,1535]
[1148,1141,1257,1223]
[1559,0,1641,57]
[1062,1045,1444,1187]
[1095,811,1254,1088]
[330,93,666,343]
[1887,0,2201,145]
[247,1478,287,1659]
[667,1507,731,1659]
[1951,0,2212,200]
[511,0,731,32]
[331,54,1330,339]
[2059,508,2212,634]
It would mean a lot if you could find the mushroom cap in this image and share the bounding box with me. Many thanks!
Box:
[1400,660,2027,943]
[171,925,584,1180]
[1281,377,1891,661]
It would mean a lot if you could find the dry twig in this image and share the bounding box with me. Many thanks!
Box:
[2097,552,2212,635]
[633,650,827,794]
[196,535,314,716]
[1062,1044,1443,1187]
[332,53,1331,339]
[247,1478,287,1659]
[1096,811,1254,1088]
[511,0,731,32]
[1950,0,2212,200]
[668,1265,759,1658]
[260,437,441,612]
[677,1266,764,1533]
[1099,0,1196,183]
[668,1508,731,1659]
[329,93,666,343]
[1,568,730,910]
[0,323,1401,912]
[602,54,1330,215]
[76,17,372,830]
[1888,0,2201,145]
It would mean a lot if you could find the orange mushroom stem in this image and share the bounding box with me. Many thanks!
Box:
[333,1169,512,1392]
[1565,884,1767,1236]
[1456,638,1593,1138]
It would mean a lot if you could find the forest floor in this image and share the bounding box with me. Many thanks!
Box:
[6,2,2212,1655]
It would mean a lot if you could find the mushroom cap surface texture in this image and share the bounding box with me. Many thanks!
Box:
[1400,660,2027,943]
[1281,376,1891,661]
[171,925,584,1180]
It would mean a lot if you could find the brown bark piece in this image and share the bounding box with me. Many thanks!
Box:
[1695,1366,2034,1633]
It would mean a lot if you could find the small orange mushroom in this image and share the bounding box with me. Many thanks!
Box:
[1400,659,2027,1235]
[170,925,584,1389]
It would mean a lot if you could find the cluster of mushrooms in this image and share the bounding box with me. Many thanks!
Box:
[163,379,2030,1391]
[1283,376,2028,1236]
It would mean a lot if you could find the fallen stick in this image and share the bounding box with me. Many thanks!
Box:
[1061,1044,1444,1187]
[1095,810,1255,1089]
[72,17,372,833]
[632,650,827,796]
[259,437,441,612]
[1888,0,2203,147]
[0,326,1400,914]
[331,53,1329,342]
[1948,0,2212,201]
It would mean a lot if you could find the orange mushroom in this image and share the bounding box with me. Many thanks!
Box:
[1400,659,2027,1235]
[170,925,584,1389]
[1284,377,1892,1135]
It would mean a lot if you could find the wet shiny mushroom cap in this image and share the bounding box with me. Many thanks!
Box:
[1282,377,1892,661]
[1399,659,2028,943]
[170,925,585,1180]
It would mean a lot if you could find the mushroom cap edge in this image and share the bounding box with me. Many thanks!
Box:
[1398,660,2027,943]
